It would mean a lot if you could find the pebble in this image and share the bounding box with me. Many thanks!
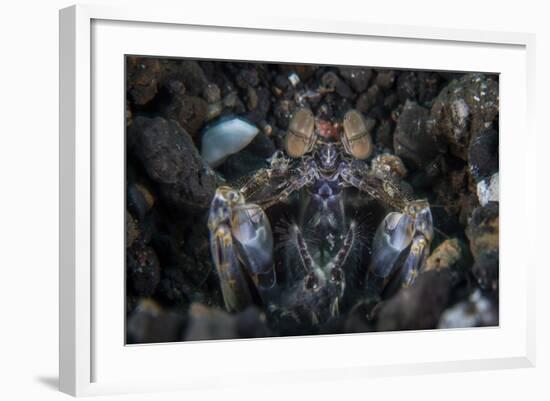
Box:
[374,119,393,150]
[375,70,396,89]
[126,100,132,127]
[128,116,218,209]
[383,92,399,111]
[370,153,408,181]
[126,57,163,105]
[465,203,499,291]
[396,71,417,102]
[468,128,499,182]
[376,269,452,331]
[430,73,499,160]
[184,303,271,341]
[246,86,258,110]
[437,289,498,328]
[127,299,186,344]
[235,67,260,89]
[416,71,440,104]
[320,71,354,99]
[164,79,186,97]
[127,182,155,221]
[126,210,140,248]
[477,173,499,206]
[338,67,373,93]
[161,95,208,137]
[203,83,221,103]
[393,100,439,168]
[356,84,383,113]
[162,59,209,96]
[424,238,464,272]
[274,74,291,93]
[223,92,239,108]
[206,101,223,121]
[156,265,193,307]
[127,241,161,297]
[273,99,295,129]
[245,86,271,124]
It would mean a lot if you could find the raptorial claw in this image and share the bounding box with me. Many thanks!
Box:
[398,236,429,287]
[370,212,415,278]
[369,200,433,289]
[406,199,434,243]
[210,224,253,311]
[231,204,275,288]
[208,187,275,312]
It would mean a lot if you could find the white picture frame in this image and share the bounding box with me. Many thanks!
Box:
[59,3,536,397]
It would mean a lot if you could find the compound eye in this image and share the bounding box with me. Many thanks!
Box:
[341,109,373,160]
[285,108,316,158]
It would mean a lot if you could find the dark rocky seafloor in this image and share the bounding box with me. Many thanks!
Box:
[125,57,499,344]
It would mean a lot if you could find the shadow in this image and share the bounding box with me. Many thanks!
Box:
[36,376,58,391]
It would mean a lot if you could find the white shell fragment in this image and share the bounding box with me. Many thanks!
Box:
[201,117,260,167]
[288,72,300,87]
[437,289,497,329]
[476,172,499,206]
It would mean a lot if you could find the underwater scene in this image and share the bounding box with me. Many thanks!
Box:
[125,57,499,343]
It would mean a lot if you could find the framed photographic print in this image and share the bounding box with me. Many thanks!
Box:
[59,3,536,396]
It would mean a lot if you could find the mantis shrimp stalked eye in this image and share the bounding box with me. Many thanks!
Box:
[284,107,316,158]
[341,109,373,160]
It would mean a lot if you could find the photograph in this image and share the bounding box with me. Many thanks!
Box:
[2,0,546,399]
[125,57,499,344]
